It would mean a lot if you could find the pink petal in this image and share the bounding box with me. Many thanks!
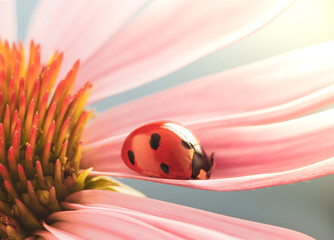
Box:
[46,209,184,239]
[59,190,313,240]
[0,1,17,42]
[26,0,146,75]
[76,0,294,103]
[83,41,334,144]
[82,108,334,191]
[42,223,84,240]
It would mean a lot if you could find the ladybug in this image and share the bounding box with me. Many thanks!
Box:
[121,121,214,180]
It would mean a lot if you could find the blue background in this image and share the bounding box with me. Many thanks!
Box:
[17,1,334,239]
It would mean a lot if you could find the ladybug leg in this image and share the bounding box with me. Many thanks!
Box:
[210,152,215,169]
[205,153,215,179]
[210,152,215,165]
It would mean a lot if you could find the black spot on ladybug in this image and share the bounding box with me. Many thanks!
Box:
[181,139,192,149]
[149,133,161,150]
[128,150,135,165]
[160,163,169,174]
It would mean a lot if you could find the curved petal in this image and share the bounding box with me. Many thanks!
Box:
[46,210,185,239]
[83,40,334,144]
[26,0,147,73]
[61,190,313,240]
[83,108,334,191]
[0,1,17,42]
[43,223,83,240]
[76,0,294,103]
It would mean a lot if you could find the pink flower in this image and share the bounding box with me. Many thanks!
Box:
[0,0,323,239]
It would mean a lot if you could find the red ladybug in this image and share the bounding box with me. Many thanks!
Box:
[121,121,214,180]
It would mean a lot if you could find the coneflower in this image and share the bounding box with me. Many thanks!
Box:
[0,40,96,238]
[0,0,321,239]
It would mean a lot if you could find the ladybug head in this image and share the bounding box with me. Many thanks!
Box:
[191,146,214,180]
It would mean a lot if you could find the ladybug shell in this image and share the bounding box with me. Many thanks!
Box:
[121,121,200,179]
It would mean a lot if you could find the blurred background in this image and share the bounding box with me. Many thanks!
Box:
[17,0,334,239]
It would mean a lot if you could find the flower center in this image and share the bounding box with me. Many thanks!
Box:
[0,40,93,239]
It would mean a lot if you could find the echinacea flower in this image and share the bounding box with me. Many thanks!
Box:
[0,0,324,239]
